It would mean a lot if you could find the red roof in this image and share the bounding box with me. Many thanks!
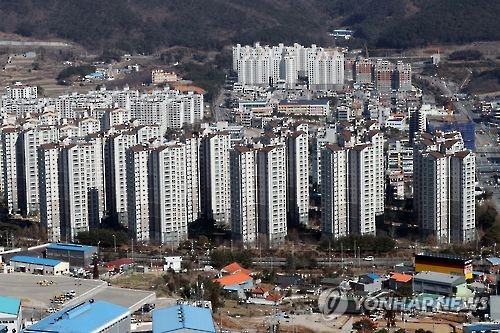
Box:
[266,293,282,302]
[214,272,252,287]
[106,258,134,269]
[250,286,270,295]
[222,262,252,276]
[390,272,413,283]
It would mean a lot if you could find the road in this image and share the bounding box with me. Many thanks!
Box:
[196,255,411,268]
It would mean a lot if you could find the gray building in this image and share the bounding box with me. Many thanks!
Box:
[46,243,97,267]
[412,271,467,296]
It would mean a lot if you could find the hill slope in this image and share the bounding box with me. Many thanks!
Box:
[0,0,498,52]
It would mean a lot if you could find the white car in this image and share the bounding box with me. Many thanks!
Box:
[363,256,374,261]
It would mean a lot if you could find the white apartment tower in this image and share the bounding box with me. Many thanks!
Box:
[286,126,309,226]
[307,49,345,91]
[126,145,152,242]
[233,43,344,90]
[321,144,349,237]
[105,132,138,226]
[149,144,188,245]
[199,132,231,226]
[413,132,476,243]
[320,120,384,238]
[257,145,287,248]
[17,126,59,215]
[59,138,105,241]
[1,128,20,214]
[38,143,61,242]
[312,126,337,186]
[450,151,476,242]
[230,146,258,247]
[182,132,201,224]
[348,144,377,235]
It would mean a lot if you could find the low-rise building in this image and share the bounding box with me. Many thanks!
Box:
[388,272,413,292]
[9,256,69,275]
[351,273,384,294]
[24,299,131,333]
[46,243,97,268]
[0,296,21,333]
[412,271,468,297]
[152,304,216,333]
[278,99,330,116]
[164,256,182,273]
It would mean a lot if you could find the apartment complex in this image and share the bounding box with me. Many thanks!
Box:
[233,43,344,90]
[320,120,385,238]
[413,131,475,243]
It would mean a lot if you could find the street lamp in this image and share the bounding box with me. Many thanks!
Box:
[112,234,116,253]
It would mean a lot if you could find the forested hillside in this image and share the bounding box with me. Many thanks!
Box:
[0,0,498,52]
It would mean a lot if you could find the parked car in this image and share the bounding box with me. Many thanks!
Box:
[363,256,374,261]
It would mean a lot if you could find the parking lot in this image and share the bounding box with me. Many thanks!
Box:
[0,273,155,317]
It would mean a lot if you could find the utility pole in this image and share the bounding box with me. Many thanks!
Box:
[112,234,116,253]
[354,240,357,259]
[341,242,344,272]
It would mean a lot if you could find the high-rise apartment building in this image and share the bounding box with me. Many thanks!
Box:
[182,132,201,224]
[199,132,231,226]
[59,137,105,241]
[321,144,349,237]
[126,144,152,242]
[257,144,287,248]
[286,126,309,226]
[230,145,258,247]
[233,43,345,90]
[413,131,475,243]
[354,58,373,84]
[320,120,384,238]
[38,143,61,242]
[307,49,345,91]
[149,144,188,245]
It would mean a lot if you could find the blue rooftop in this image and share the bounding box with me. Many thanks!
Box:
[24,300,129,333]
[10,255,62,267]
[486,257,500,265]
[366,273,381,281]
[152,305,216,333]
[0,296,21,316]
[47,243,95,252]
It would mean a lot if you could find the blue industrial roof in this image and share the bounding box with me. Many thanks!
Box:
[152,304,216,333]
[366,273,381,281]
[24,300,129,333]
[486,257,500,265]
[0,296,21,316]
[47,243,95,252]
[10,255,62,267]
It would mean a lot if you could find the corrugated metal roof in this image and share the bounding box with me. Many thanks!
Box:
[152,304,216,333]
[47,243,96,252]
[10,255,62,267]
[413,271,466,286]
[24,300,129,333]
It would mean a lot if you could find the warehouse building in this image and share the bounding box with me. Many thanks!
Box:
[412,271,468,297]
[9,255,69,275]
[0,296,22,333]
[152,304,216,333]
[46,243,97,267]
[24,299,130,333]
[415,252,473,280]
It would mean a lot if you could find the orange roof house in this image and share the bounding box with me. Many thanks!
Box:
[214,272,253,288]
[390,272,413,283]
[221,262,252,276]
